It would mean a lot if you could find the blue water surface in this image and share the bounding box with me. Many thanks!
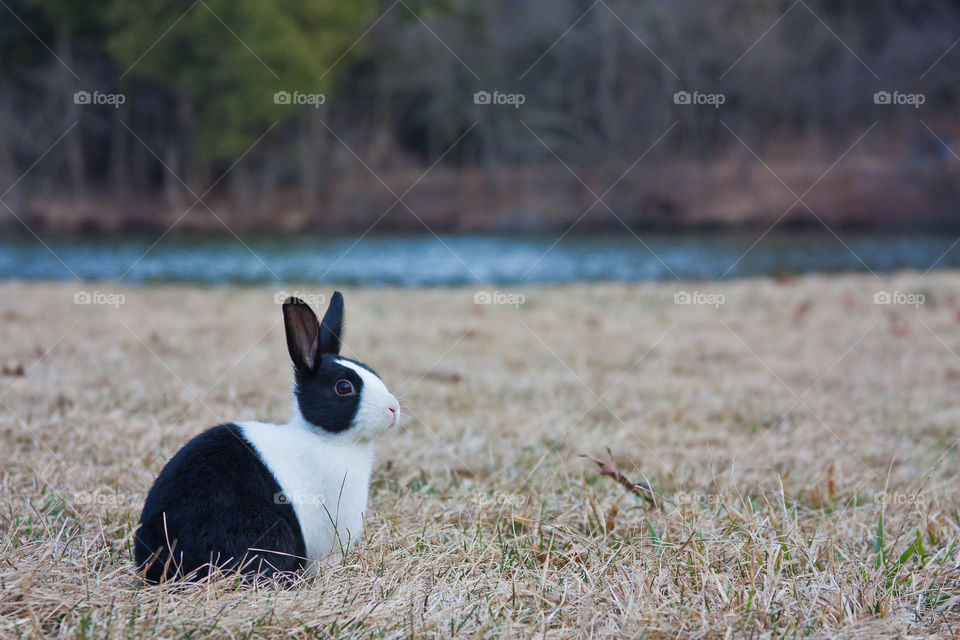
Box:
[0,232,956,285]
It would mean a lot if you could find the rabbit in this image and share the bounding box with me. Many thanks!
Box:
[134,292,400,583]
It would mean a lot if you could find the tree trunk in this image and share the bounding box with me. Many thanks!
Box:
[109,113,129,195]
[57,27,86,201]
[298,107,325,216]
[0,87,22,218]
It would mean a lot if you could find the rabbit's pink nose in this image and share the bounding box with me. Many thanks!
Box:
[388,406,397,415]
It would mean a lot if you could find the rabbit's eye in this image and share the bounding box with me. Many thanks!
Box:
[334,379,356,396]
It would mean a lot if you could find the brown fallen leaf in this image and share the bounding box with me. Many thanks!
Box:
[605,503,618,532]
[2,361,25,377]
[528,544,588,568]
[422,369,462,384]
[580,448,671,509]
[889,319,911,337]
[792,300,813,323]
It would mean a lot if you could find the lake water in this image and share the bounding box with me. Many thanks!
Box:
[0,232,957,286]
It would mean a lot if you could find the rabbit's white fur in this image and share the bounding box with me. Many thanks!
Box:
[238,359,397,566]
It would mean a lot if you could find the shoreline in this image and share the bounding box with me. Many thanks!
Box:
[10,156,959,235]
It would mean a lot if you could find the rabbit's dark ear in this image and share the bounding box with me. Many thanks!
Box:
[283,297,320,374]
[319,291,344,355]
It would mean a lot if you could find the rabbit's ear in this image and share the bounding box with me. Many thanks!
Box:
[319,291,344,355]
[283,297,320,373]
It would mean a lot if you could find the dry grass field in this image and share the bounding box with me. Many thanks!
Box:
[1,273,958,638]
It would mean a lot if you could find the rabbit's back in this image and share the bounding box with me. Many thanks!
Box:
[134,423,307,582]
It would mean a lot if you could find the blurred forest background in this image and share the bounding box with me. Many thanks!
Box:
[1,0,959,235]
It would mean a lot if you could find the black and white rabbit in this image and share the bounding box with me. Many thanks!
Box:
[134,292,400,583]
